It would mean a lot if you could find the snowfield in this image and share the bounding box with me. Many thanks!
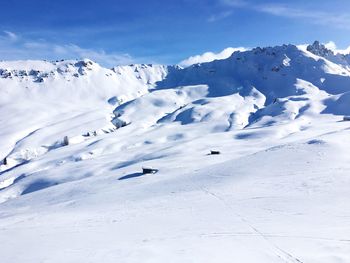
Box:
[0,41,350,263]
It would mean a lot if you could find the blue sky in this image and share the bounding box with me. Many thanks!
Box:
[0,0,350,66]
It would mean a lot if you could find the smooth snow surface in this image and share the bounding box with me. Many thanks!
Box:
[0,42,350,263]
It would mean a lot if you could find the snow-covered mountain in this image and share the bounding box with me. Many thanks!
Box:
[0,42,350,263]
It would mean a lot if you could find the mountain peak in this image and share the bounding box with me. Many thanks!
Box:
[306,40,334,57]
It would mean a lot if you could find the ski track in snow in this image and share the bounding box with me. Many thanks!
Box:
[196,184,304,263]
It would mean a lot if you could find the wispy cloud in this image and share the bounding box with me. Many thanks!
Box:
[216,1,350,29]
[220,0,247,7]
[0,31,134,67]
[52,44,133,67]
[179,47,248,67]
[257,4,350,29]
[3,31,19,41]
[208,11,233,22]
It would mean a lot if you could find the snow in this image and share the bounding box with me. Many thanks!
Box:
[0,42,350,263]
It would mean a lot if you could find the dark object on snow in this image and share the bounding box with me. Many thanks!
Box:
[3,157,7,165]
[343,116,350,121]
[36,77,44,83]
[63,136,69,146]
[142,167,158,174]
[210,150,221,155]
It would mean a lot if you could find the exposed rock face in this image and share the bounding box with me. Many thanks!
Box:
[307,40,350,66]
[307,41,334,57]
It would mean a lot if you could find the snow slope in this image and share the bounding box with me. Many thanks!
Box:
[0,42,349,263]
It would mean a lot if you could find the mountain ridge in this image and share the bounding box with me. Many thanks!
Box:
[1,41,350,168]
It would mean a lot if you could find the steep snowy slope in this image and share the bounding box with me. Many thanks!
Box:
[112,42,350,132]
[0,60,169,170]
[0,42,350,263]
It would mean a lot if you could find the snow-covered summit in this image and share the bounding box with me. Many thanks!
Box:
[306,40,350,66]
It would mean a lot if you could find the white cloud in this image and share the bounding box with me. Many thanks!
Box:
[49,44,133,67]
[220,0,247,7]
[207,0,246,22]
[208,11,233,22]
[218,1,350,29]
[179,47,248,67]
[3,31,19,41]
[325,41,350,55]
[0,31,134,67]
[257,4,350,29]
[324,41,337,51]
